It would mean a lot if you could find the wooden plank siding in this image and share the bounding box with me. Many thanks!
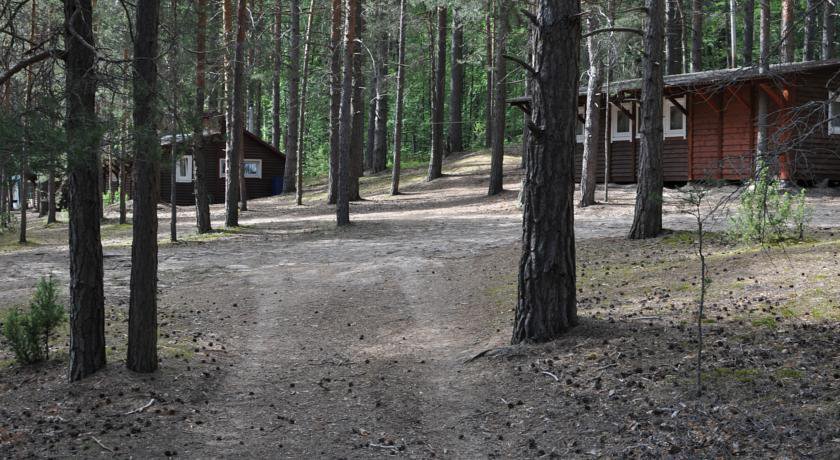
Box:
[161,132,286,206]
[790,68,840,182]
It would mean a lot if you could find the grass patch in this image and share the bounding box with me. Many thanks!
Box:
[752,316,778,329]
[775,368,803,379]
[705,367,762,383]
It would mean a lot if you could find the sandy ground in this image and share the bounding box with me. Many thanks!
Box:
[1,151,839,458]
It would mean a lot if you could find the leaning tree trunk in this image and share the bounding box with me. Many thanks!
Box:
[391,0,407,195]
[449,11,464,154]
[283,0,301,193]
[580,15,604,208]
[665,0,683,74]
[691,0,703,71]
[65,0,106,382]
[337,0,357,226]
[628,0,665,240]
[488,0,508,196]
[128,0,161,374]
[512,0,580,344]
[193,0,211,234]
[427,6,446,181]
[328,0,342,204]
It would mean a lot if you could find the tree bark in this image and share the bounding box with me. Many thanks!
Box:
[349,0,365,201]
[283,0,301,193]
[328,0,342,204]
[64,0,106,382]
[372,15,390,174]
[222,0,238,226]
[365,67,377,171]
[628,0,665,240]
[449,11,464,154]
[691,0,703,71]
[427,6,446,181]
[337,0,357,226]
[823,0,836,60]
[580,16,604,207]
[391,0,407,195]
[194,0,211,234]
[170,0,179,243]
[780,0,795,62]
[272,1,283,151]
[485,2,493,149]
[47,167,56,223]
[296,0,315,206]
[128,0,161,374]
[513,0,580,344]
[666,0,684,74]
[804,0,818,60]
[756,0,770,174]
[729,0,738,67]
[744,0,755,65]
[488,0,508,196]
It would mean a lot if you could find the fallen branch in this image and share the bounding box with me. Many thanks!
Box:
[368,443,399,450]
[125,398,156,415]
[541,371,560,382]
[90,435,113,452]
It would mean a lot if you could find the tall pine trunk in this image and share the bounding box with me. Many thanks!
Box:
[449,11,464,154]
[485,2,493,149]
[580,16,603,207]
[666,0,683,74]
[222,0,239,226]
[488,0,508,196]
[628,0,665,240]
[804,0,818,60]
[427,6,446,181]
[780,0,795,62]
[296,0,316,206]
[194,0,211,234]
[349,0,365,201]
[823,0,836,60]
[744,0,755,65]
[372,16,389,174]
[128,0,161,373]
[272,2,283,150]
[391,0,407,195]
[691,0,703,71]
[729,0,738,67]
[328,0,342,204]
[231,0,248,216]
[513,0,580,343]
[337,0,357,225]
[169,0,179,243]
[756,0,770,174]
[65,0,106,382]
[283,0,301,193]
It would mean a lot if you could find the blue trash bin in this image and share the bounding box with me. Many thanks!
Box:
[271,176,284,196]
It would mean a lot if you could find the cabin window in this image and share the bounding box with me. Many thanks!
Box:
[830,92,840,135]
[664,97,687,138]
[576,106,585,143]
[611,103,633,142]
[219,159,263,179]
[175,155,193,183]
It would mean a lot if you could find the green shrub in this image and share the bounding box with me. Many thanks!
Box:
[730,170,811,244]
[1,277,66,364]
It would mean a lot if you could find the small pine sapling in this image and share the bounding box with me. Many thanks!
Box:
[29,276,66,359]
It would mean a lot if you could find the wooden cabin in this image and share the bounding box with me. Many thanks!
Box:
[160,121,286,206]
[510,59,840,184]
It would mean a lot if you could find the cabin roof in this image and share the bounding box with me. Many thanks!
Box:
[160,129,285,159]
[508,58,840,105]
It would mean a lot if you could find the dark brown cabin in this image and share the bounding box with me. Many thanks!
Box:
[160,124,286,206]
[510,59,840,184]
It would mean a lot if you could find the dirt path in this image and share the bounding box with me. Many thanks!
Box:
[2,152,839,458]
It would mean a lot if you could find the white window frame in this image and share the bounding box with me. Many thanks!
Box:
[664,97,687,138]
[219,158,263,179]
[243,159,262,179]
[175,155,193,183]
[611,102,633,142]
[576,106,586,143]
[829,91,840,135]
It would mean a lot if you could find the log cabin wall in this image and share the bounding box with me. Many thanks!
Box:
[791,68,840,182]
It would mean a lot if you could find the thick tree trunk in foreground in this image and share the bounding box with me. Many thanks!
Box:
[580,16,603,207]
[628,0,665,240]
[328,0,341,204]
[65,0,106,382]
[449,11,464,154]
[513,0,580,343]
[488,0,508,196]
[691,0,703,71]
[194,0,211,234]
[128,0,161,374]
[337,0,357,225]
[427,6,446,181]
[284,0,301,193]
[665,0,683,74]
[391,0,407,195]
